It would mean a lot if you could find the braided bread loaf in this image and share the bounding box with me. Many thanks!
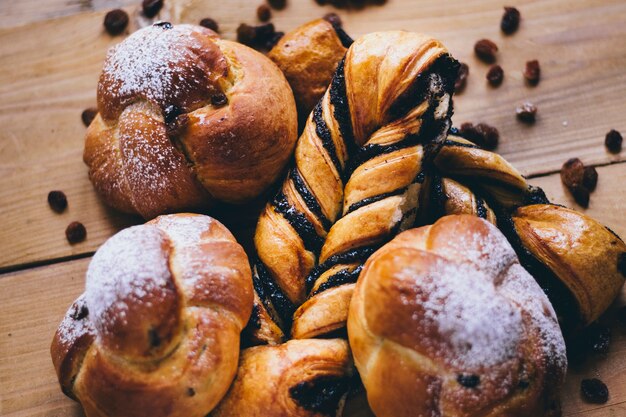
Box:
[268,15,352,125]
[84,23,297,219]
[51,214,253,417]
[248,31,460,344]
[348,215,567,417]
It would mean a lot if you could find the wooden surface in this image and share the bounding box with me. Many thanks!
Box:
[0,0,625,416]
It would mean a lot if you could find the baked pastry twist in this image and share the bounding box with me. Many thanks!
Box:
[51,214,253,417]
[84,23,297,219]
[248,31,460,344]
[348,215,567,417]
[268,15,352,125]
[211,339,353,417]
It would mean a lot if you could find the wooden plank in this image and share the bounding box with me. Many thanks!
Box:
[1,0,625,268]
[1,256,625,416]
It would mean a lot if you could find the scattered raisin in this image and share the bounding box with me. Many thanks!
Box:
[516,102,537,123]
[560,158,595,207]
[582,166,598,191]
[48,191,68,213]
[81,107,97,127]
[187,387,196,397]
[474,39,498,63]
[70,304,89,321]
[257,4,272,21]
[455,62,469,92]
[142,0,163,18]
[211,93,228,107]
[486,64,504,86]
[524,60,541,85]
[605,129,623,153]
[457,374,480,388]
[268,0,287,10]
[65,221,87,244]
[501,7,521,34]
[237,23,283,50]
[581,378,609,404]
[459,122,500,150]
[586,323,611,354]
[199,17,219,32]
[103,9,129,36]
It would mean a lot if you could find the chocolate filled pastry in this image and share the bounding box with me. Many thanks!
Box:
[211,339,353,417]
[50,214,253,417]
[348,215,567,417]
[268,15,352,125]
[84,23,297,219]
[248,31,459,344]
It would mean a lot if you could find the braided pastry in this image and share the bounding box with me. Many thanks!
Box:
[248,32,460,344]
[51,214,253,417]
[268,15,352,125]
[211,339,353,417]
[348,215,567,417]
[84,23,297,219]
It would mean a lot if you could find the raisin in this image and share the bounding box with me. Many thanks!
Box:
[474,39,498,63]
[457,374,480,388]
[516,102,537,123]
[486,64,504,86]
[257,4,272,21]
[501,7,521,34]
[142,0,163,18]
[459,122,499,150]
[199,18,219,32]
[211,93,228,107]
[455,62,469,91]
[48,190,68,213]
[81,107,97,127]
[70,304,89,321]
[65,221,86,244]
[187,387,196,396]
[268,0,287,10]
[582,166,598,191]
[605,129,623,153]
[580,378,609,404]
[524,59,540,85]
[103,9,129,36]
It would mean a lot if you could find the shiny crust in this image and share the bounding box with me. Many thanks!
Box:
[211,339,353,417]
[51,214,253,417]
[511,204,626,325]
[269,18,349,123]
[84,24,297,219]
[250,31,459,344]
[348,215,567,417]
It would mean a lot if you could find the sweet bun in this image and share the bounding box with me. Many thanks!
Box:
[268,15,352,124]
[348,215,566,417]
[84,23,297,219]
[51,214,253,417]
[211,339,353,417]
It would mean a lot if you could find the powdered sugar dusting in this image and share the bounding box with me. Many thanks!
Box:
[85,225,172,334]
[100,24,208,107]
[56,295,94,346]
[151,214,215,247]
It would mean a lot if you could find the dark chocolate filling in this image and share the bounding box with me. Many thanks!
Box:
[475,196,488,219]
[289,376,350,416]
[329,58,357,158]
[441,138,481,149]
[290,168,332,230]
[310,265,364,297]
[345,187,407,215]
[328,22,353,48]
[253,260,295,328]
[313,101,343,174]
[306,246,378,293]
[272,191,324,252]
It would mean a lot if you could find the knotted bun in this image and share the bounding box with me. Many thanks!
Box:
[348,215,567,417]
[51,214,253,417]
[84,23,297,219]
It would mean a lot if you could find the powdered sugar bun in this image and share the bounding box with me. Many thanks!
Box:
[348,214,566,417]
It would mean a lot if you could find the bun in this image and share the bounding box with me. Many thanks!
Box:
[84,24,297,219]
[268,16,352,124]
[249,31,459,344]
[211,339,353,417]
[51,214,253,417]
[348,214,567,417]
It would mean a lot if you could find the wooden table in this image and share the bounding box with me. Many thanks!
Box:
[1,0,625,416]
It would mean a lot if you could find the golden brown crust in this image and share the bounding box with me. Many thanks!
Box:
[211,339,353,417]
[268,18,349,123]
[50,214,253,417]
[511,204,626,325]
[348,215,567,417]
[84,24,297,219]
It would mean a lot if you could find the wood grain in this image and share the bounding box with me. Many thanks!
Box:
[1,0,626,269]
[1,256,624,416]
